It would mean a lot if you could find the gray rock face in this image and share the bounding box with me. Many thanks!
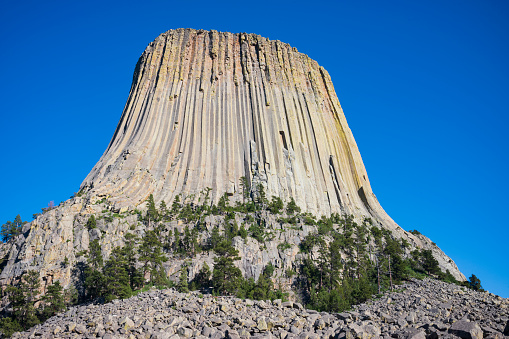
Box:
[11,278,509,339]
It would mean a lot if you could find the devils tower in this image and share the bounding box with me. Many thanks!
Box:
[84,28,393,226]
[0,28,465,303]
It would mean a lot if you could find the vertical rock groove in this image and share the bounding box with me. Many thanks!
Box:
[82,28,399,230]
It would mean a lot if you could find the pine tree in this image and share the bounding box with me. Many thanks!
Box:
[86,215,97,229]
[84,268,104,300]
[207,226,221,250]
[0,317,22,338]
[84,239,104,299]
[138,230,168,285]
[159,201,168,221]
[170,195,181,217]
[1,221,13,242]
[177,265,189,293]
[88,239,103,268]
[420,250,440,276]
[286,197,301,215]
[146,194,158,226]
[192,262,211,290]
[239,176,250,202]
[217,192,230,214]
[103,247,132,301]
[212,240,242,295]
[173,230,182,253]
[326,237,343,291]
[268,196,284,214]
[5,270,41,329]
[182,225,199,255]
[390,253,407,283]
[41,281,65,320]
[123,233,143,290]
[468,274,483,291]
[1,215,25,242]
[255,183,268,209]
[238,224,248,239]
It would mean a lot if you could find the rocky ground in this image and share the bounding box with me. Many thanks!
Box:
[12,278,509,339]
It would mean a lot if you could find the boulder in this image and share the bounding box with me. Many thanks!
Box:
[449,320,483,339]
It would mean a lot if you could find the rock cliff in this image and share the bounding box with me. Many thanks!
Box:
[82,28,391,223]
[0,29,465,297]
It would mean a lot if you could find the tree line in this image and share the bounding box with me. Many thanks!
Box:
[0,181,486,337]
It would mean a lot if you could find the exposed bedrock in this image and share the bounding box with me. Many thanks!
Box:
[83,28,390,225]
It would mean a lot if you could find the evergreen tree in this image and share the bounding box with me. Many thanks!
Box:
[255,183,268,209]
[212,240,242,295]
[182,225,200,255]
[1,220,14,242]
[86,215,97,230]
[177,265,189,293]
[146,194,158,225]
[41,281,65,320]
[207,226,222,250]
[238,224,248,239]
[286,197,301,215]
[468,274,483,291]
[123,233,143,290]
[159,201,168,221]
[84,268,104,300]
[103,247,132,301]
[191,262,211,290]
[239,176,250,202]
[420,250,440,276]
[5,270,41,329]
[326,237,343,291]
[88,239,103,269]
[252,265,274,300]
[171,195,181,217]
[1,215,25,242]
[173,230,182,254]
[268,196,284,214]
[390,253,407,283]
[217,192,230,214]
[139,230,168,285]
[0,317,22,338]
[202,187,212,207]
[84,239,104,299]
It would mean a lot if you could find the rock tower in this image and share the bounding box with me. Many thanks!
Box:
[0,29,465,292]
[83,28,394,228]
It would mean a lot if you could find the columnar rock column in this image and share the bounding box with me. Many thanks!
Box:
[83,28,393,228]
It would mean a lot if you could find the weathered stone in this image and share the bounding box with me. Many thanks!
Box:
[398,327,426,339]
[258,316,269,331]
[449,320,483,339]
[177,327,193,337]
[75,323,87,334]
[120,316,135,329]
[67,322,76,332]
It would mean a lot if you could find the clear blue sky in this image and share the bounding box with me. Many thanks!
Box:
[1,0,507,297]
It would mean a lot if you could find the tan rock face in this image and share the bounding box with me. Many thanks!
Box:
[82,28,388,223]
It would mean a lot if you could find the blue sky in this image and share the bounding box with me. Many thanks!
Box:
[1,0,507,297]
